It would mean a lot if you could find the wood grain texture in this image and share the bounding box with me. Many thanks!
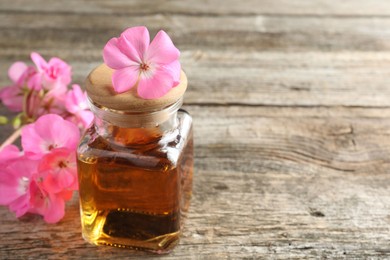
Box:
[2,106,390,259]
[3,0,390,16]
[2,13,390,53]
[1,1,390,259]
[3,51,390,107]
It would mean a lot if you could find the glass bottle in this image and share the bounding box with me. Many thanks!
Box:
[77,64,193,253]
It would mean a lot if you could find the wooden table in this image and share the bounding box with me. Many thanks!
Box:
[1,1,390,259]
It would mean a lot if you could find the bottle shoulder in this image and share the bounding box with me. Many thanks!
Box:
[77,111,193,169]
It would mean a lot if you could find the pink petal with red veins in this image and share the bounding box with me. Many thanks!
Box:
[47,57,72,86]
[22,114,80,158]
[112,66,139,93]
[137,67,174,99]
[146,30,180,65]
[30,52,47,71]
[8,62,28,83]
[120,26,150,62]
[38,148,77,192]
[103,37,137,69]
[163,60,181,87]
[49,57,71,72]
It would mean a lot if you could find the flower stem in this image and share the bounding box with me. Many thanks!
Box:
[0,127,22,151]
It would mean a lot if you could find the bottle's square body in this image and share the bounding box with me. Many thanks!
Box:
[77,111,193,253]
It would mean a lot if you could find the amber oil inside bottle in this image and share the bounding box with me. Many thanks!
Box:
[77,99,193,253]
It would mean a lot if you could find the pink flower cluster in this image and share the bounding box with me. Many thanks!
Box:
[0,52,93,129]
[0,53,93,223]
[0,115,79,223]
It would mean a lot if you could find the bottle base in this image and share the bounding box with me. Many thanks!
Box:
[83,231,180,254]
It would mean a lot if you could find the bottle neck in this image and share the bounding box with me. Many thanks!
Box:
[89,98,182,145]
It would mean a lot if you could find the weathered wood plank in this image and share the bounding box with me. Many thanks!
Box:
[1,106,390,259]
[1,13,390,54]
[3,0,390,16]
[181,51,390,107]
[2,51,390,107]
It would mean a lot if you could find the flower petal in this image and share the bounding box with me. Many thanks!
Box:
[47,57,72,86]
[65,84,88,113]
[0,157,37,206]
[0,85,24,112]
[120,26,150,62]
[112,66,139,93]
[103,37,137,69]
[27,73,42,90]
[28,180,65,223]
[58,190,74,201]
[38,148,77,192]
[31,52,47,71]
[9,194,30,217]
[22,114,80,158]
[76,110,94,129]
[146,30,180,65]
[0,174,20,205]
[137,67,174,99]
[8,62,28,83]
[43,194,65,223]
[163,60,181,87]
[41,170,74,194]
[21,124,43,158]
[37,115,80,150]
[0,145,21,164]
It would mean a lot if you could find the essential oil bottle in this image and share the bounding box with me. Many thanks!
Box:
[77,64,193,253]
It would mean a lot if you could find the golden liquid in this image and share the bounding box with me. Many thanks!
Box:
[77,114,193,253]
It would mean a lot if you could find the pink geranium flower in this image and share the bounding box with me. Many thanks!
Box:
[28,176,71,224]
[0,62,38,112]
[0,157,38,217]
[65,84,94,129]
[103,26,181,99]
[38,148,78,193]
[30,52,71,91]
[0,144,77,224]
[0,52,91,224]
[21,114,80,159]
[0,155,71,223]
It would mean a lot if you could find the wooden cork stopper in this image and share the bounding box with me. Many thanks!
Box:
[85,64,187,112]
